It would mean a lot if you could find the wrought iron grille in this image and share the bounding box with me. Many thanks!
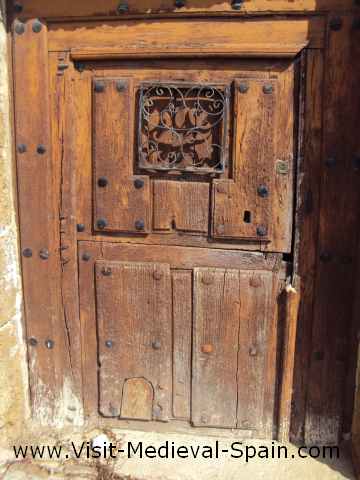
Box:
[138,83,229,174]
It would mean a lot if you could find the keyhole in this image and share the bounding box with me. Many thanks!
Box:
[243,211,251,223]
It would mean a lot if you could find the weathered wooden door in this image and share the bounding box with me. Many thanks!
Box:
[17,6,354,441]
[75,56,295,436]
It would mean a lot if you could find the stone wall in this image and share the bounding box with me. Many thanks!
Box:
[0,0,29,443]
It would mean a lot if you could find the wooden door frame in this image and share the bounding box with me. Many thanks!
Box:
[9,0,360,444]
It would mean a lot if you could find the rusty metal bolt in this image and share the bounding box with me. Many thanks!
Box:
[105,340,114,348]
[94,81,105,93]
[201,344,214,354]
[77,223,85,232]
[231,0,244,9]
[28,337,38,347]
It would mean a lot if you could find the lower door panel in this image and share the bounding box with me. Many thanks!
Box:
[79,241,284,437]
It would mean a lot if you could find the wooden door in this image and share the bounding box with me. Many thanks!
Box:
[71,51,297,436]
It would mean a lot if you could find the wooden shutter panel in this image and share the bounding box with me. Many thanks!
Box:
[93,78,150,233]
[212,77,292,248]
[96,261,172,421]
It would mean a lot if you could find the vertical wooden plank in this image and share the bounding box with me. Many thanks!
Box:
[13,19,70,422]
[212,78,276,243]
[192,268,240,428]
[291,49,324,443]
[93,77,150,233]
[153,181,209,234]
[172,270,192,419]
[237,270,273,431]
[305,16,360,444]
[96,261,172,421]
[50,53,83,406]
[278,284,300,442]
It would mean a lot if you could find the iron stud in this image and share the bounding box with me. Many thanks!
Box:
[39,248,49,260]
[325,157,337,168]
[117,2,129,13]
[82,252,91,262]
[97,177,108,188]
[116,80,127,92]
[94,81,105,93]
[28,337,38,347]
[152,340,161,350]
[263,84,273,94]
[102,267,112,277]
[14,3,23,13]
[135,219,145,231]
[105,340,113,348]
[45,339,54,349]
[330,17,343,31]
[17,144,27,154]
[37,144,46,155]
[231,0,244,9]
[14,21,25,35]
[134,179,145,189]
[238,83,249,94]
[256,225,267,237]
[23,248,33,258]
[32,19,42,33]
[77,223,85,233]
[75,62,85,73]
[175,0,186,7]
[257,185,269,198]
[320,251,332,263]
[97,218,108,230]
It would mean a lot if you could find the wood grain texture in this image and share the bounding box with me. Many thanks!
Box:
[153,181,209,234]
[192,268,240,428]
[172,270,192,419]
[290,49,324,443]
[13,19,70,422]
[93,77,150,233]
[96,261,172,420]
[13,1,356,19]
[278,285,300,443]
[213,73,294,252]
[48,18,325,53]
[237,270,274,432]
[305,16,360,445]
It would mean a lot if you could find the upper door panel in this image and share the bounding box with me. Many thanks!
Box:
[92,60,296,252]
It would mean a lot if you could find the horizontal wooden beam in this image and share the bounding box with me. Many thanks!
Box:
[48,17,324,53]
[9,0,360,19]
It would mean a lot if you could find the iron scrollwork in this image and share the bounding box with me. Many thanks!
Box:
[138,83,229,174]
